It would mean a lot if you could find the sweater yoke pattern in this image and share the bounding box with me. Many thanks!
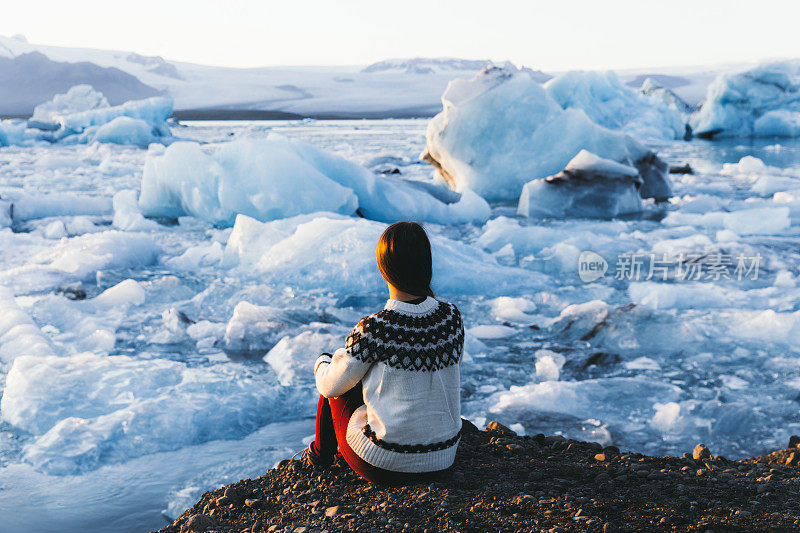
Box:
[344,301,464,372]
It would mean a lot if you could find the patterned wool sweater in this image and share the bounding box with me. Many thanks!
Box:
[314,296,464,473]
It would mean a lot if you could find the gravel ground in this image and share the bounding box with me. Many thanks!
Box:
[158,422,800,533]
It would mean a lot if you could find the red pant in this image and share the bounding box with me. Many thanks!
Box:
[310,383,440,485]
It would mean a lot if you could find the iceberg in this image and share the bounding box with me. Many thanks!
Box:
[29,85,109,129]
[544,70,685,140]
[690,62,800,138]
[222,212,544,296]
[640,77,693,114]
[423,66,671,202]
[139,138,490,226]
[517,150,644,219]
[28,85,174,147]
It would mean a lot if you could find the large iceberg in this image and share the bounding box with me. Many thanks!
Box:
[518,150,644,218]
[222,212,543,296]
[544,70,685,140]
[27,85,174,147]
[423,66,671,202]
[139,137,490,226]
[690,62,800,138]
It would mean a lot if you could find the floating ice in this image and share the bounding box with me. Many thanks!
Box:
[30,85,110,128]
[1,231,159,294]
[640,78,693,114]
[264,328,348,386]
[650,402,687,434]
[0,287,56,365]
[722,206,790,235]
[222,213,542,296]
[466,325,516,339]
[27,86,174,146]
[534,349,565,381]
[488,296,537,323]
[488,377,683,441]
[690,62,800,138]
[544,71,685,140]
[93,279,146,307]
[112,190,160,231]
[517,150,645,219]
[4,192,112,222]
[0,352,313,474]
[423,65,671,201]
[661,206,791,236]
[139,138,488,227]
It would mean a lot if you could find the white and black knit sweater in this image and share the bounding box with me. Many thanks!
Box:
[314,296,464,473]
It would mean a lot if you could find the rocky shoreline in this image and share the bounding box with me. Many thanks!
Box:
[158,422,800,533]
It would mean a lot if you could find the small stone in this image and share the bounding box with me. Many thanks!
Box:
[786,452,799,466]
[693,443,711,460]
[294,528,308,533]
[251,519,262,532]
[325,506,341,517]
[736,510,752,516]
[603,445,620,456]
[182,514,216,533]
[603,523,615,533]
[486,420,517,437]
[683,452,692,459]
[215,496,230,507]
[245,498,261,508]
[224,486,240,500]
[594,453,606,462]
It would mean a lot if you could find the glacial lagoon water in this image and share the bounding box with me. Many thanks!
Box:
[0,120,799,532]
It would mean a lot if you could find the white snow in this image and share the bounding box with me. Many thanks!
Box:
[544,70,685,140]
[423,65,670,202]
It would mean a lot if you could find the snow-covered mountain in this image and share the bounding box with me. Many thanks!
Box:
[0,34,789,117]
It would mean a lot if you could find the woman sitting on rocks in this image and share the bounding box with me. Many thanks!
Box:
[295,221,464,484]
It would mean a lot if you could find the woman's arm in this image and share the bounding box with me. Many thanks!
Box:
[314,317,374,398]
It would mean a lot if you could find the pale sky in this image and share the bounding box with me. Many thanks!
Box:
[2,0,799,70]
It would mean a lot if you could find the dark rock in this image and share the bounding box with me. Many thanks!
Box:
[460,418,480,434]
[669,163,694,174]
[693,444,711,460]
[789,435,800,449]
[485,420,516,437]
[56,284,87,300]
[180,514,216,533]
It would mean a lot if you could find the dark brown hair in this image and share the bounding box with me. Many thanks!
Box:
[376,222,435,297]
